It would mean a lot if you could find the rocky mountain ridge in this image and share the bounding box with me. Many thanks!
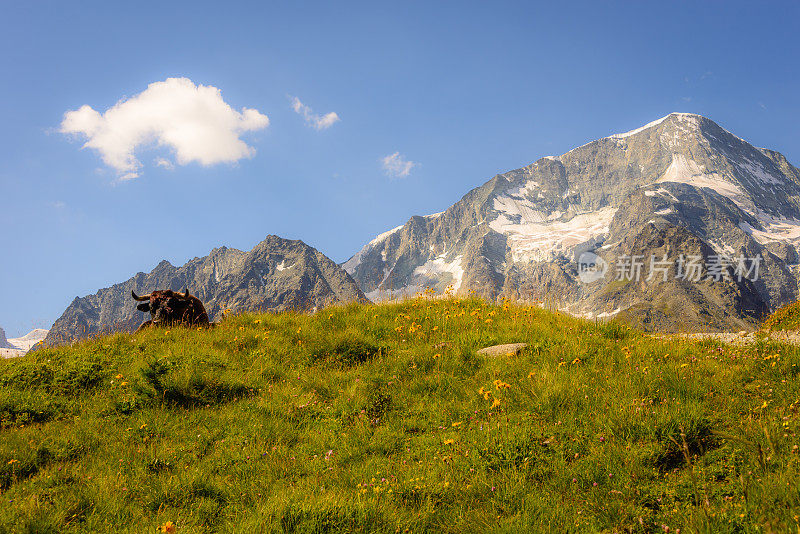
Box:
[343,113,800,331]
[43,235,366,346]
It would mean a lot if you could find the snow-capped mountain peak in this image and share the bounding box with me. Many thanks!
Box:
[343,113,800,332]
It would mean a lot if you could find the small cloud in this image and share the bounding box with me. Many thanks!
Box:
[49,200,66,209]
[758,101,767,110]
[290,96,340,130]
[381,152,417,178]
[60,77,269,180]
[681,96,692,102]
[700,71,713,80]
[155,157,175,170]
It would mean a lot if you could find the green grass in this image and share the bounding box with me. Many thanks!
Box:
[0,296,798,533]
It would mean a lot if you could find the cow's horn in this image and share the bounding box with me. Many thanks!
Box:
[182,288,191,298]
[131,290,151,301]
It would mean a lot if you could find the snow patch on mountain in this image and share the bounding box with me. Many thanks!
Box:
[706,239,736,255]
[656,153,752,210]
[365,254,464,303]
[644,187,679,202]
[734,157,782,185]
[8,329,48,351]
[413,254,464,290]
[610,114,672,139]
[739,214,800,247]
[608,112,701,140]
[489,204,617,262]
[343,224,404,274]
[0,328,49,358]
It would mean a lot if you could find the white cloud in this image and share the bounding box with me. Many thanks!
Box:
[155,157,175,170]
[290,96,340,130]
[60,77,270,180]
[381,152,417,178]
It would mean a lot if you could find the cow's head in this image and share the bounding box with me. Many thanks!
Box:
[132,289,193,325]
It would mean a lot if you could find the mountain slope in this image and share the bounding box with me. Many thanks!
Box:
[7,329,48,351]
[43,235,367,346]
[0,328,48,358]
[344,113,800,331]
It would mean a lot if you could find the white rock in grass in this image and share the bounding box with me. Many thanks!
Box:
[477,343,528,357]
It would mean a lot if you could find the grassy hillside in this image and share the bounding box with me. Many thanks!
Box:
[762,300,800,332]
[0,296,798,533]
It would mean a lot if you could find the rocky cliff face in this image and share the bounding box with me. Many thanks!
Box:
[344,113,800,331]
[43,235,367,346]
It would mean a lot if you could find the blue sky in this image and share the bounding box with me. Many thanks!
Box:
[1,1,799,337]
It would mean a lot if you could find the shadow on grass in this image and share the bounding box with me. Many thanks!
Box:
[148,480,228,529]
[0,438,95,490]
[279,503,386,534]
[653,416,718,472]
[309,333,385,368]
[135,358,256,409]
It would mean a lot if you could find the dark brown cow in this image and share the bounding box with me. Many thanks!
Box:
[131,289,210,332]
